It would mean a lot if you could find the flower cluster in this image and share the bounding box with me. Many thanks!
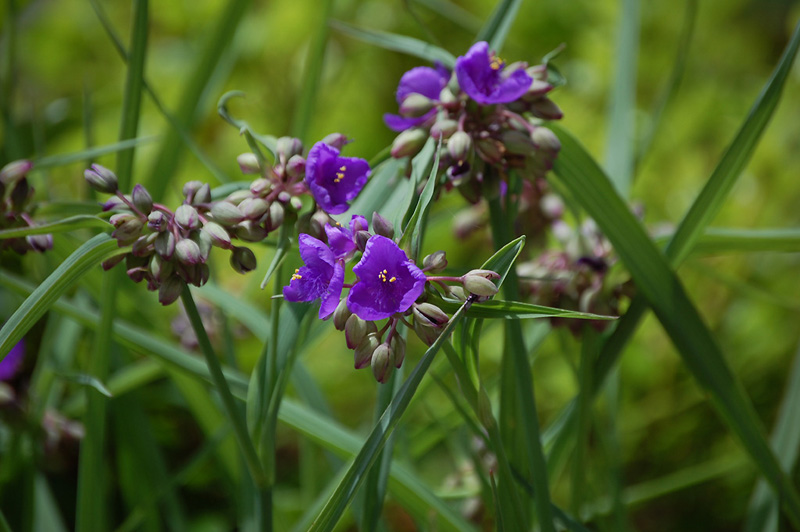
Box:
[386,41,562,191]
[0,160,53,254]
[282,212,500,383]
[87,135,371,306]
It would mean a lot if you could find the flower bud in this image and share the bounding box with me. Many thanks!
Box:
[320,132,349,150]
[210,201,245,226]
[175,204,200,230]
[526,64,548,81]
[399,93,434,117]
[391,128,428,159]
[147,211,168,232]
[354,230,371,252]
[540,193,564,219]
[500,129,536,155]
[345,315,376,350]
[286,155,306,181]
[390,334,406,369]
[371,212,394,239]
[439,86,457,106]
[238,197,269,220]
[132,184,153,214]
[10,178,31,210]
[447,285,468,301]
[84,164,118,193]
[149,254,172,283]
[102,253,126,271]
[182,181,203,201]
[230,246,257,274]
[113,217,143,245]
[422,250,447,272]
[447,131,472,163]
[192,230,213,262]
[26,234,53,252]
[525,79,553,98]
[102,196,126,212]
[175,238,204,265]
[184,263,210,287]
[430,119,459,140]
[531,126,561,152]
[237,153,261,174]
[413,317,441,346]
[277,191,291,204]
[354,333,380,369]
[463,270,500,297]
[276,136,303,160]
[155,231,176,259]
[158,275,183,306]
[333,299,351,331]
[475,137,505,164]
[530,98,563,121]
[126,255,148,283]
[192,183,212,206]
[264,202,285,232]
[412,302,449,328]
[250,178,271,196]
[371,344,393,383]
[289,196,304,211]
[201,221,232,249]
[131,233,156,256]
[0,160,32,185]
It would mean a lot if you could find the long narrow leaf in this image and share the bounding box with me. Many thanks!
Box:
[475,0,522,52]
[0,215,110,239]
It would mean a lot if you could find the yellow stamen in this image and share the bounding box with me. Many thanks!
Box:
[291,268,302,281]
[339,165,347,171]
[389,276,396,283]
[490,54,504,71]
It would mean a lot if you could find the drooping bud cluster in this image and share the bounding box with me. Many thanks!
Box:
[0,160,53,254]
[282,212,500,383]
[385,41,563,195]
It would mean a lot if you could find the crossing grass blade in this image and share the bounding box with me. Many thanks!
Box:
[475,0,522,52]
[674,227,800,255]
[436,298,615,321]
[330,20,456,68]
[30,137,158,170]
[0,216,110,239]
[552,125,800,528]
[398,137,441,261]
[0,234,120,359]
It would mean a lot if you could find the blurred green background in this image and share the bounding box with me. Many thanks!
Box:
[2,0,800,530]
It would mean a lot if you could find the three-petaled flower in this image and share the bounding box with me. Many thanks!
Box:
[283,235,345,319]
[324,215,368,260]
[347,235,427,321]
[305,142,370,215]
[384,65,451,132]
[455,41,532,105]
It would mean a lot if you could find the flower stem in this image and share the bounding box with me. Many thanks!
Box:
[180,284,266,489]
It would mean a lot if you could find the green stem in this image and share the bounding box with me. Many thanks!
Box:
[180,285,266,488]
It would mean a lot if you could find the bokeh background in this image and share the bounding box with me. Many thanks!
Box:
[2,0,800,530]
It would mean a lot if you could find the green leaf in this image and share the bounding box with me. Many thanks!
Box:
[396,138,436,231]
[31,137,158,171]
[59,372,113,398]
[679,227,800,255]
[552,125,800,527]
[330,20,456,68]
[346,158,404,219]
[217,90,278,164]
[436,298,615,321]
[0,215,110,239]
[259,231,291,289]
[475,0,522,52]
[0,234,121,359]
[398,137,441,260]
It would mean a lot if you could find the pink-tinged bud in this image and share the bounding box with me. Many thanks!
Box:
[235,220,268,242]
[354,230,371,252]
[26,234,53,252]
[422,250,447,272]
[158,275,183,306]
[250,178,271,196]
[530,98,563,121]
[320,132,349,150]
[390,335,406,368]
[439,86,457,106]
[526,64,548,81]
[371,344,393,383]
[230,246,257,274]
[345,314,376,350]
[192,183,212,206]
[125,255,148,283]
[0,160,32,185]
[399,93,434,117]
[175,238,203,265]
[430,119,459,140]
[84,164,118,193]
[412,302,449,328]
[112,217,143,246]
[475,137,505,164]
[286,155,306,181]
[371,212,394,239]
[354,333,380,369]
[131,233,156,257]
[132,184,153,214]
[238,197,269,220]
[237,153,261,174]
[102,253,126,271]
[155,231,176,260]
[391,128,427,159]
[540,194,564,219]
[185,263,210,287]
[289,196,304,211]
[210,201,245,226]
[525,79,553,98]
[333,299,351,331]
[265,203,284,232]
[413,317,440,346]
[182,181,203,201]
[463,270,500,297]
[9,178,31,210]
[201,222,232,249]
[447,131,472,162]
[192,230,212,262]
[277,191,291,203]
[276,136,303,160]
[531,127,561,152]
[147,211,168,232]
[149,254,170,283]
[175,204,200,230]
[102,196,126,212]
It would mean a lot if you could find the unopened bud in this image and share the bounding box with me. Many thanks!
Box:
[475,137,505,164]
[276,136,303,160]
[132,233,156,257]
[354,333,380,369]
[147,211,168,232]
[391,128,427,159]
[413,317,440,346]
[320,132,349,150]
[333,299,351,331]
[371,212,394,239]
[84,164,118,193]
[210,201,245,226]
[175,204,200,230]
[422,250,447,272]
[530,98,563,121]
[158,275,183,306]
[155,231,176,259]
[430,119,459,140]
[390,334,406,368]
[182,181,204,201]
[10,178,31,210]
[526,79,553,98]
[26,234,53,252]
[399,93,434,117]
[132,184,153,214]
[239,197,269,220]
[463,270,500,297]
[412,302,449,328]
[540,194,564,219]
[102,253,126,271]
[202,222,232,249]
[531,126,561,152]
[500,129,536,155]
[237,153,261,174]
[371,344,393,383]
[0,160,33,185]
[447,131,472,163]
[250,178,271,196]
[290,196,303,211]
[345,315,376,350]
[192,183,212,205]
[192,230,212,262]
[230,246,257,274]
[265,202,284,232]
[112,217,143,245]
[175,238,204,265]
[286,155,306,181]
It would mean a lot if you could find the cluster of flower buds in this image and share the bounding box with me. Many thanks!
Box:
[385,41,562,195]
[282,211,500,383]
[518,218,633,333]
[0,160,53,254]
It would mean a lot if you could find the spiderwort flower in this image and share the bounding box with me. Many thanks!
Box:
[324,215,368,260]
[347,235,427,321]
[384,65,450,132]
[455,41,532,105]
[305,142,370,215]
[283,234,345,319]
[0,340,24,381]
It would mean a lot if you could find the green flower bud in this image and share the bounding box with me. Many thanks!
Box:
[412,302,449,328]
[475,138,505,164]
[237,153,261,174]
[372,212,394,239]
[390,334,406,369]
[345,315,376,350]
[191,229,213,263]
[26,234,53,252]
[250,178,271,196]
[354,333,380,370]
[175,238,204,265]
[500,129,536,155]
[463,269,500,297]
[182,181,204,201]
[131,232,157,257]
[391,128,428,159]
[210,201,245,226]
[530,98,563,121]
[158,275,183,306]
[238,197,269,220]
[192,183,212,206]
[447,131,472,163]
[175,204,201,230]
[132,184,153,214]
[531,126,561,152]
[333,299,351,331]
[289,196,304,211]
[202,221,232,249]
[112,217,143,245]
[230,246,257,274]
[422,250,447,272]
[399,93,434,117]
[9,178,31,210]
[155,231,176,260]
[0,160,32,185]
[102,253,126,271]
[276,136,303,160]
[371,344,393,383]
[286,155,306,181]
[430,119,459,140]
[265,202,284,232]
[413,316,440,346]
[84,164,118,193]
[235,220,269,242]
[148,211,168,232]
[320,132,349,150]
[354,230,371,252]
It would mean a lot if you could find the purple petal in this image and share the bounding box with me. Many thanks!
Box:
[305,142,371,214]
[0,340,24,381]
[319,261,345,319]
[395,66,449,103]
[455,41,532,105]
[383,110,436,133]
[325,223,355,259]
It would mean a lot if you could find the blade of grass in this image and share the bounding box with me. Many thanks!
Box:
[0,216,110,239]
[411,0,481,33]
[398,137,441,260]
[30,137,158,171]
[475,0,522,52]
[436,298,614,321]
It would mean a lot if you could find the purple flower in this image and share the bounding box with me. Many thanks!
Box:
[0,340,24,381]
[455,41,532,105]
[384,65,450,132]
[305,142,370,215]
[347,235,427,321]
[283,235,345,319]
[324,215,368,260]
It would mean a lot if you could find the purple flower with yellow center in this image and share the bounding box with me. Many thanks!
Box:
[325,215,368,260]
[283,235,345,319]
[0,339,24,381]
[305,142,370,215]
[455,41,532,105]
[384,65,450,132]
[347,235,427,321]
